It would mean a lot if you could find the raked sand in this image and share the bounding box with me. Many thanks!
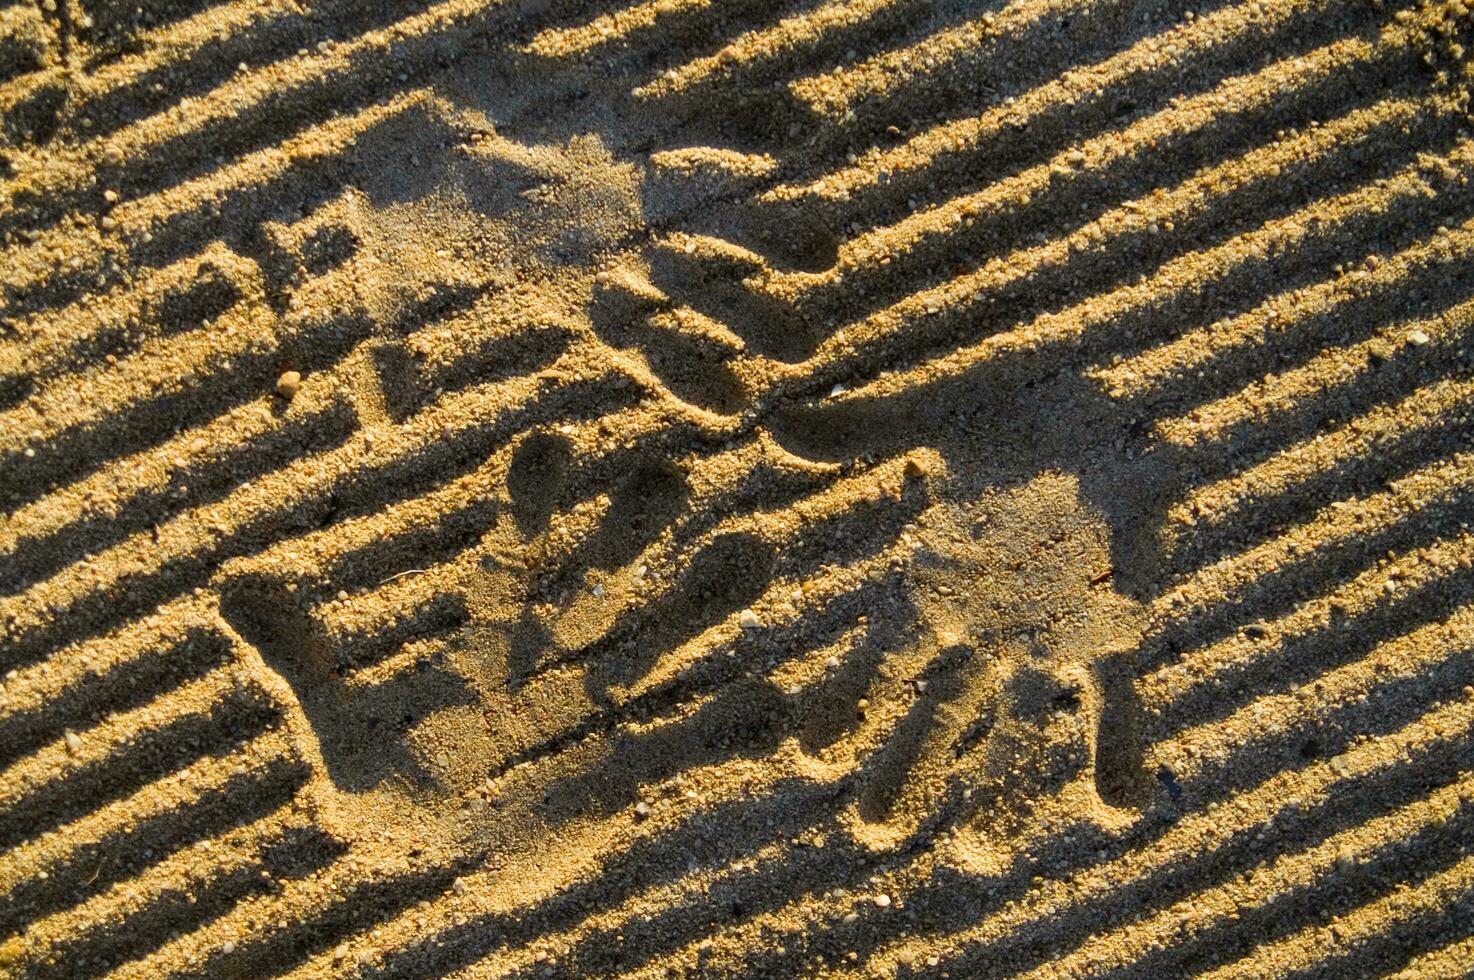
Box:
[1,0,1473,976]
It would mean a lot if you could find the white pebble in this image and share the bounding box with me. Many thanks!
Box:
[64,730,83,755]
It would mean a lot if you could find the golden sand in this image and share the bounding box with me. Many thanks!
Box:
[1,0,1473,976]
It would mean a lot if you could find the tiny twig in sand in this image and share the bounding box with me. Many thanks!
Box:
[377,569,428,586]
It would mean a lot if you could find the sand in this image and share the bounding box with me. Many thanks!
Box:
[2,0,1473,976]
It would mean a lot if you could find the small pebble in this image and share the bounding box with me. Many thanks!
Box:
[1406,329,1431,346]
[634,801,651,819]
[738,609,761,629]
[276,370,302,398]
[874,893,891,908]
[896,950,916,967]
[64,730,83,755]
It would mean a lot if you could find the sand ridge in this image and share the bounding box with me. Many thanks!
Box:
[2,0,1474,976]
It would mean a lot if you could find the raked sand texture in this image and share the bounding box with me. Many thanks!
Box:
[2,0,1474,977]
